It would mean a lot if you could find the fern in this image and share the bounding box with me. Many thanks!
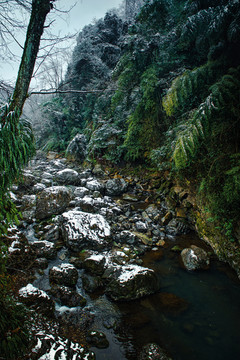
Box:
[0,104,35,236]
[162,61,223,116]
[172,66,240,169]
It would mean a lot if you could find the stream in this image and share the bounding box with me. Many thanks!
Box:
[14,156,240,360]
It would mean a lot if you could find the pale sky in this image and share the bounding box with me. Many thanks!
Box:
[0,0,123,87]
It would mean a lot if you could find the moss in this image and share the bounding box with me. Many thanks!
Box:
[194,208,240,278]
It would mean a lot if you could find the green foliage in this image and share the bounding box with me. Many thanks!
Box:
[162,61,223,116]
[171,66,240,169]
[136,0,168,30]
[0,295,30,359]
[124,65,162,161]
[0,104,35,236]
[0,104,35,192]
[0,233,30,359]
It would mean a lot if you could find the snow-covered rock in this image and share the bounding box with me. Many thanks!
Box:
[85,179,104,193]
[105,178,128,196]
[73,186,90,198]
[32,332,95,360]
[49,263,79,287]
[50,285,86,307]
[105,264,159,301]
[32,240,57,260]
[60,209,111,251]
[55,168,80,185]
[36,186,72,220]
[83,254,106,275]
[181,245,210,271]
[66,133,87,163]
[19,284,54,316]
[139,343,172,360]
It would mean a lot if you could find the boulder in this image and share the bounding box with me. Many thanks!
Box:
[181,245,210,271]
[83,254,106,275]
[32,183,47,194]
[66,133,87,162]
[86,330,109,349]
[139,343,172,360]
[20,194,36,221]
[36,186,72,220]
[85,179,104,193]
[82,273,104,293]
[105,264,159,301]
[31,240,57,260]
[49,263,79,287]
[167,218,191,235]
[76,196,112,213]
[135,221,148,233]
[115,230,138,245]
[18,284,54,316]
[55,168,80,185]
[73,186,90,198]
[32,333,95,360]
[60,209,111,252]
[105,178,128,196]
[18,170,37,190]
[49,285,86,307]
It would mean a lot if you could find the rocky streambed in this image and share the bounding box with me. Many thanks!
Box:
[5,154,240,359]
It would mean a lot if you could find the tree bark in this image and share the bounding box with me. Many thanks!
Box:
[9,0,55,118]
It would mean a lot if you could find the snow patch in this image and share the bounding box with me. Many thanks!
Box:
[19,284,50,299]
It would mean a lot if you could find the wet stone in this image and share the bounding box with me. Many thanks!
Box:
[19,284,54,317]
[32,332,95,360]
[139,343,172,360]
[50,285,86,307]
[32,240,57,260]
[105,264,159,301]
[73,186,90,198]
[135,221,148,233]
[60,209,111,252]
[55,168,80,185]
[181,245,210,271]
[105,178,128,196]
[86,330,109,349]
[36,186,72,220]
[57,308,94,330]
[83,254,106,275]
[35,257,48,269]
[85,179,104,193]
[82,273,104,293]
[49,263,79,287]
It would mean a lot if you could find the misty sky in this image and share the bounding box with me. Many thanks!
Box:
[0,0,123,86]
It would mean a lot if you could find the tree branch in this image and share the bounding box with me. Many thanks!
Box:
[30,88,117,96]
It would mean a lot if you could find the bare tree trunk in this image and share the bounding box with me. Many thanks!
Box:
[9,0,55,118]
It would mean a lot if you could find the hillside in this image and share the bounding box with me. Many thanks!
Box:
[37,0,240,270]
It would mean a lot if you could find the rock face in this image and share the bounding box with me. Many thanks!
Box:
[181,245,210,271]
[60,209,111,252]
[105,178,128,196]
[36,186,72,220]
[105,264,159,301]
[66,133,87,162]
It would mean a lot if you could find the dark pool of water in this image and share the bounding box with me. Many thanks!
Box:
[93,234,240,360]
